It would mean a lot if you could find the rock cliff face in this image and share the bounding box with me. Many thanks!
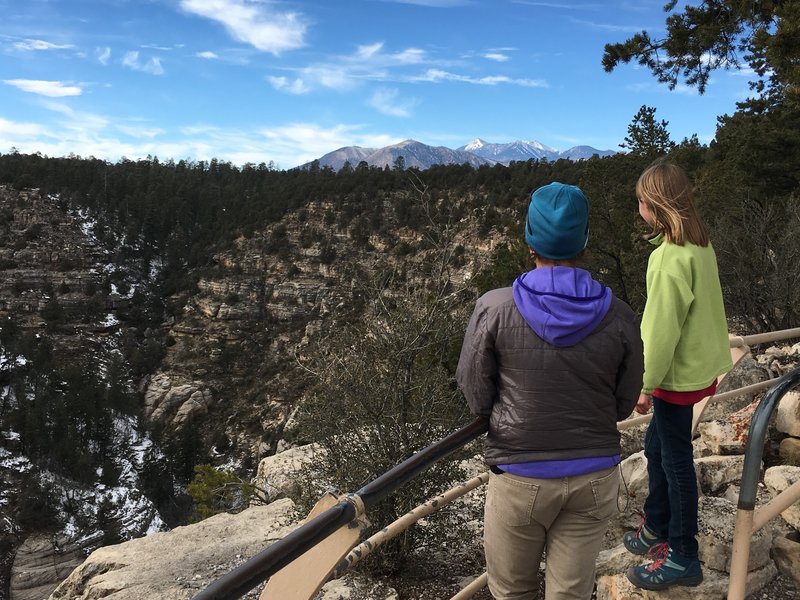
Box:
[141,198,492,467]
[0,186,110,334]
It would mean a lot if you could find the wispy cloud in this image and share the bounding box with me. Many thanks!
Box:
[268,75,311,94]
[368,88,417,117]
[271,42,429,94]
[116,124,164,139]
[142,44,181,51]
[197,50,219,59]
[412,69,548,87]
[484,52,510,62]
[355,43,426,65]
[179,0,307,55]
[0,117,49,139]
[41,101,110,132]
[3,79,83,97]
[14,39,74,51]
[97,47,111,65]
[122,51,165,75]
[568,17,650,33]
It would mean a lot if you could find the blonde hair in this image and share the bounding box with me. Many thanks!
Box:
[636,161,709,246]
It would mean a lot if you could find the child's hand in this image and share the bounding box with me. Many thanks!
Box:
[635,393,652,415]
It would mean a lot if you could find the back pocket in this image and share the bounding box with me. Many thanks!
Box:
[486,471,539,527]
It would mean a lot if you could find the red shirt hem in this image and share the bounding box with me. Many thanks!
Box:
[653,380,718,406]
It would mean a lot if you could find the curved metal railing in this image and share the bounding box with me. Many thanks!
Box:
[194,327,800,600]
[728,365,800,600]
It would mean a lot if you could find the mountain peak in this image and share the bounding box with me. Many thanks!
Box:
[464,138,487,151]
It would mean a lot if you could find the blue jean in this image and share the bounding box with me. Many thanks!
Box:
[643,396,699,558]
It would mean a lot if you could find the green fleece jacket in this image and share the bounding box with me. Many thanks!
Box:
[641,234,733,394]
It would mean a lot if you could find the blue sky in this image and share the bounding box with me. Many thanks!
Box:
[0,0,753,169]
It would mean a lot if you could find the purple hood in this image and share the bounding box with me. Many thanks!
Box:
[512,267,611,347]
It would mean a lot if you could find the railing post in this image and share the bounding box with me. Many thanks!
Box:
[728,366,800,600]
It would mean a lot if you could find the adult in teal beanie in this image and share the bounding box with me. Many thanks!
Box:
[457,178,642,600]
[525,182,589,260]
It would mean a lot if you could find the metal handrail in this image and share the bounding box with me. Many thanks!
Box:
[192,417,489,600]
[728,366,800,600]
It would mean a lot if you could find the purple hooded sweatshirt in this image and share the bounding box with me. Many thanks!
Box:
[500,266,617,478]
[511,266,611,347]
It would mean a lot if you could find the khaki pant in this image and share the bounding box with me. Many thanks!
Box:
[483,467,619,600]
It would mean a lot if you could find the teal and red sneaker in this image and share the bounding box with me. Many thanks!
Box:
[626,543,703,591]
[623,521,665,556]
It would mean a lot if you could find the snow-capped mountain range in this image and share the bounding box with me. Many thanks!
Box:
[302,138,616,171]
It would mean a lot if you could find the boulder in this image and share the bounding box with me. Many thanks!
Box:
[763,465,800,530]
[772,535,800,588]
[252,444,321,503]
[49,500,296,600]
[697,420,746,455]
[703,355,771,423]
[10,533,101,600]
[697,496,773,573]
[695,455,745,494]
[779,437,800,466]
[777,391,800,437]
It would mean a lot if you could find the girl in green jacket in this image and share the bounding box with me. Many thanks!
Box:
[624,161,732,591]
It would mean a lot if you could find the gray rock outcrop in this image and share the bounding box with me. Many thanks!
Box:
[48,500,296,600]
[11,533,101,600]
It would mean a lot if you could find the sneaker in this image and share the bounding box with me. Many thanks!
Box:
[623,522,665,556]
[626,543,703,590]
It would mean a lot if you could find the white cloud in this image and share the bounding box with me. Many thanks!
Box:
[352,43,426,66]
[271,43,429,94]
[142,44,177,51]
[368,88,417,117]
[484,52,509,62]
[197,50,219,59]
[413,69,548,87]
[0,114,403,169]
[97,47,112,65]
[268,76,310,94]
[122,51,165,75]
[3,79,83,97]
[257,123,399,166]
[302,66,355,91]
[179,0,306,55]
[0,117,48,139]
[14,39,74,51]
[40,101,110,132]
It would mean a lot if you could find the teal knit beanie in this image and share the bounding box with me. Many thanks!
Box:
[524,182,589,260]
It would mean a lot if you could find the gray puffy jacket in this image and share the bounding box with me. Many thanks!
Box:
[456,270,643,465]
